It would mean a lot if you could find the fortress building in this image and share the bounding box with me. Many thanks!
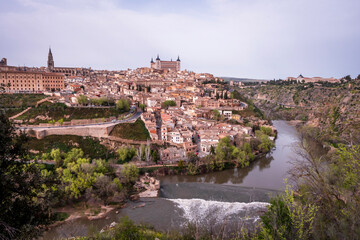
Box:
[150,55,180,72]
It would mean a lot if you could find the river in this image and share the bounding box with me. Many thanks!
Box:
[41,120,309,239]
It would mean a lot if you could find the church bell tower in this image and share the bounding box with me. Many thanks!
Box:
[47,47,54,71]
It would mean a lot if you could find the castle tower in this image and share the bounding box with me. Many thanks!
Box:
[47,47,54,71]
[176,55,181,71]
[155,54,160,69]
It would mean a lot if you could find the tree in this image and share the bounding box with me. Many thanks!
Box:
[151,149,160,163]
[139,103,146,111]
[259,185,317,240]
[117,146,136,163]
[121,163,139,183]
[210,145,215,155]
[0,113,52,239]
[215,136,235,161]
[58,118,64,126]
[343,75,352,81]
[211,109,221,121]
[144,140,151,162]
[77,95,88,105]
[161,100,176,108]
[257,132,275,152]
[116,99,131,112]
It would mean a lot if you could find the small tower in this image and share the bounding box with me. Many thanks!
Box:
[176,55,181,71]
[155,54,161,69]
[150,57,155,69]
[47,47,54,71]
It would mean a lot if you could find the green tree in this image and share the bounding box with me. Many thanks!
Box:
[139,103,146,111]
[260,126,274,136]
[258,133,275,152]
[0,113,52,239]
[117,146,136,163]
[121,163,139,183]
[151,149,160,163]
[77,95,88,105]
[211,109,221,121]
[161,100,176,108]
[58,118,64,126]
[116,99,131,112]
[259,185,317,240]
[215,136,235,161]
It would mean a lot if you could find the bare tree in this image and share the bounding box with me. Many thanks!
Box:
[145,139,151,162]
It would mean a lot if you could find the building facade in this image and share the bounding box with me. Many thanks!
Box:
[150,55,180,72]
[0,70,64,93]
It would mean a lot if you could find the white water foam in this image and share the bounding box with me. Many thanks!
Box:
[168,198,269,225]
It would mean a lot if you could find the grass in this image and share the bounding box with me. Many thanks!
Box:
[25,135,116,160]
[110,119,150,141]
[16,102,122,124]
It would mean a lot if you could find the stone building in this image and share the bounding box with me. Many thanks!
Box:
[150,55,180,72]
[0,70,64,93]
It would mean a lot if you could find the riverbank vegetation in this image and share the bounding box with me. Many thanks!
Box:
[148,127,275,177]
[0,113,140,239]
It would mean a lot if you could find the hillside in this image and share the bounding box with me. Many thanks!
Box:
[236,81,360,145]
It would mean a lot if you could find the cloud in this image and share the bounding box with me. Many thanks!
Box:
[0,0,359,79]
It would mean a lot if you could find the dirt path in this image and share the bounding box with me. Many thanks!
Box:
[9,107,31,119]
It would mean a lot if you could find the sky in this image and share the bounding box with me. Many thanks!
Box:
[0,0,359,79]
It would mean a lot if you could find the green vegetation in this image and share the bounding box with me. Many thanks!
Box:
[181,134,271,176]
[89,97,115,106]
[25,135,116,160]
[239,80,360,145]
[121,163,139,183]
[15,102,122,124]
[139,103,146,111]
[161,100,176,108]
[110,119,150,141]
[0,93,47,118]
[116,99,131,112]
[0,93,46,108]
[0,114,139,239]
[231,90,264,119]
[0,113,52,239]
[117,146,136,163]
[77,95,88,105]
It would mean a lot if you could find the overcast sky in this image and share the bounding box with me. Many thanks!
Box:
[0,0,359,79]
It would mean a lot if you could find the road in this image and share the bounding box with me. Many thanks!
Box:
[19,111,142,130]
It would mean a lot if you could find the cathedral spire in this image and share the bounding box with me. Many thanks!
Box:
[47,47,54,71]
[177,55,181,61]
[156,54,160,61]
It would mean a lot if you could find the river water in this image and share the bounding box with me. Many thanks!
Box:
[42,120,307,239]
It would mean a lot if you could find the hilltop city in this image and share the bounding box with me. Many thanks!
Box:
[0,48,275,163]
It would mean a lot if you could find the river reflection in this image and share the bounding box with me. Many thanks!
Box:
[160,120,301,190]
